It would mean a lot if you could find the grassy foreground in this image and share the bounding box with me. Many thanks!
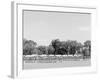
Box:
[23,55,91,69]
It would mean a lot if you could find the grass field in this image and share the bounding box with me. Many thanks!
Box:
[23,55,91,69]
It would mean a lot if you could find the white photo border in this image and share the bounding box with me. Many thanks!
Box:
[11,2,97,78]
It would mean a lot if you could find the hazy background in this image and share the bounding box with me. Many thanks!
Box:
[23,10,91,46]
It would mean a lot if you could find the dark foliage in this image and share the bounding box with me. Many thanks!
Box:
[23,38,91,57]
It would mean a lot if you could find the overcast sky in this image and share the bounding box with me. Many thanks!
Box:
[23,10,91,46]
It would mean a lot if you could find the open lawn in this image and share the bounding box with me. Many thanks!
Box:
[23,55,91,69]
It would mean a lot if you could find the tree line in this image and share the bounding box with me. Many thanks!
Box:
[23,39,91,57]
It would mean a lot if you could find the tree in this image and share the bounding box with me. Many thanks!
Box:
[51,39,61,55]
[37,46,48,55]
[57,41,69,55]
[47,45,55,55]
[64,40,72,55]
[23,39,37,55]
[67,40,77,55]
[84,40,91,49]
[84,40,91,50]
[76,42,83,55]
[57,48,67,55]
[83,40,91,57]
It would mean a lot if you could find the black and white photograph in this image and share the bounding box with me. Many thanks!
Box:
[23,10,91,69]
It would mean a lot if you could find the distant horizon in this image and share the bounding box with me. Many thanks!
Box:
[24,10,91,46]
